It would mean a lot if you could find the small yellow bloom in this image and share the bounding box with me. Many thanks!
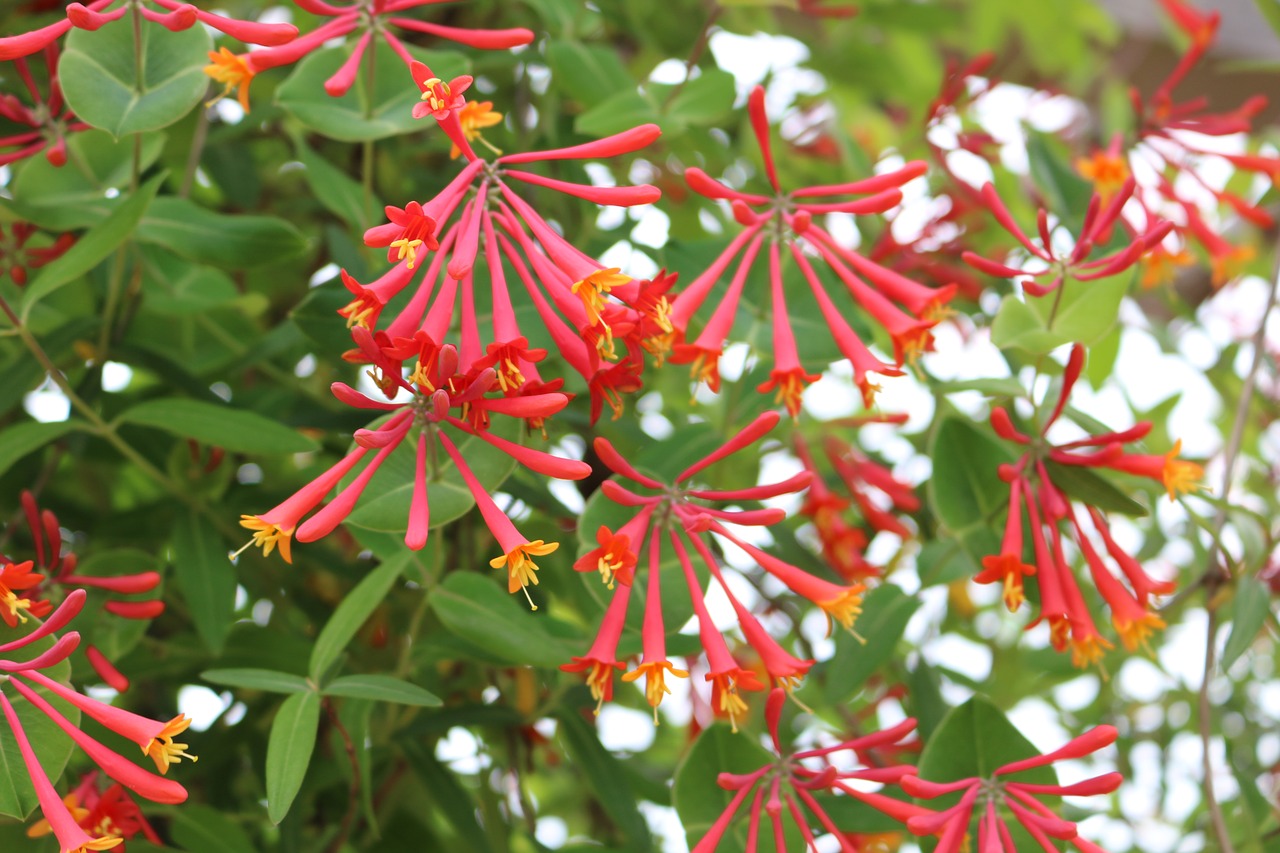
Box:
[452,100,504,159]
[234,516,293,563]
[1161,439,1203,501]
[145,715,199,775]
[490,540,559,610]
[204,47,254,112]
[621,660,689,723]
[571,268,630,328]
[1076,151,1130,204]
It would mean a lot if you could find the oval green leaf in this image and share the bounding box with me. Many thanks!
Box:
[323,674,441,707]
[309,553,408,681]
[60,16,212,137]
[118,398,318,455]
[265,691,321,825]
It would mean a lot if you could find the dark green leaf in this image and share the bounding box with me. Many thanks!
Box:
[265,691,321,824]
[0,420,83,479]
[138,197,309,268]
[171,510,237,653]
[323,674,441,707]
[202,669,312,694]
[673,724,778,852]
[60,16,211,136]
[1043,461,1149,517]
[556,703,651,851]
[117,398,318,455]
[1222,577,1272,670]
[170,803,259,853]
[821,585,921,705]
[429,572,577,667]
[21,174,163,313]
[309,553,408,681]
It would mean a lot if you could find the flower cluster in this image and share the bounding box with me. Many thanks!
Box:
[0,591,193,853]
[204,0,533,110]
[0,44,87,168]
[962,178,1172,297]
[0,0,297,61]
[0,219,75,284]
[695,688,923,852]
[794,431,918,581]
[565,412,865,726]
[902,725,1121,853]
[238,61,672,586]
[2,491,164,692]
[980,345,1196,667]
[1075,0,1277,288]
[27,772,161,851]
[674,85,952,414]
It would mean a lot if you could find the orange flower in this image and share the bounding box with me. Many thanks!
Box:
[204,47,254,111]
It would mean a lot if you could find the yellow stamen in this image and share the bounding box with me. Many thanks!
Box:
[819,586,865,635]
[1076,151,1130,203]
[571,268,630,327]
[145,715,198,775]
[1114,611,1166,654]
[490,540,559,610]
[390,237,425,270]
[1162,440,1203,501]
[203,47,254,112]
[621,661,689,723]
[235,516,292,563]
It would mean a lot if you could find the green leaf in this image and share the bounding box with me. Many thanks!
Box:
[170,803,259,853]
[138,197,309,268]
[117,398,318,455]
[546,41,634,107]
[276,42,470,142]
[59,15,211,136]
[324,674,441,706]
[1043,461,1148,517]
[0,420,83,479]
[0,616,79,819]
[202,668,312,694]
[265,691,322,825]
[1222,577,1272,670]
[821,585,921,705]
[402,741,494,852]
[933,377,1027,398]
[171,510,237,653]
[341,414,520,535]
[1035,272,1129,346]
[575,88,659,139]
[309,553,408,681]
[927,415,1016,533]
[673,724,779,852]
[293,136,382,228]
[1025,131,1094,223]
[21,174,163,313]
[137,245,240,316]
[429,572,577,667]
[665,69,736,127]
[556,703,652,851]
[10,129,165,219]
[990,293,1068,355]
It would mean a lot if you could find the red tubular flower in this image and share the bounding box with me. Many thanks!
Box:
[346,70,664,422]
[0,44,90,168]
[238,339,589,591]
[901,725,1121,853]
[0,592,189,853]
[3,0,294,63]
[676,85,944,411]
[979,344,1190,667]
[28,772,162,851]
[213,0,531,108]
[566,411,865,718]
[0,222,76,285]
[559,581,632,713]
[694,688,923,852]
[962,178,1172,297]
